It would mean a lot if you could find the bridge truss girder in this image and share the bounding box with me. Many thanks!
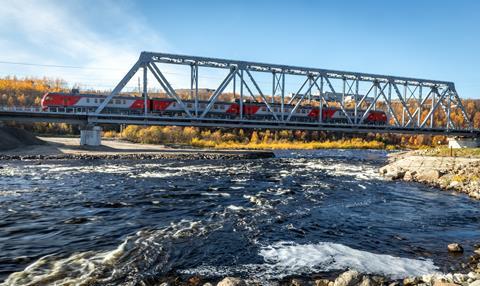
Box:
[95,51,472,132]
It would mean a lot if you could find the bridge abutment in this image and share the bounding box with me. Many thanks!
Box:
[80,126,102,146]
[447,137,480,149]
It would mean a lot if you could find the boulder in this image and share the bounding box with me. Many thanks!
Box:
[448,243,464,253]
[334,270,361,286]
[469,280,480,286]
[403,170,417,181]
[433,282,459,286]
[380,166,406,180]
[217,277,246,286]
[403,277,420,286]
[416,170,441,182]
[291,278,307,286]
[359,277,375,286]
[315,279,331,286]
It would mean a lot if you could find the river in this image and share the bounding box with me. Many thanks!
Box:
[1,150,479,285]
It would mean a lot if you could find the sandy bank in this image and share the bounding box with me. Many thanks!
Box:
[379,151,480,199]
[0,136,274,160]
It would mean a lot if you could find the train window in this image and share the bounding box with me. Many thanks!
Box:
[94,98,98,103]
[86,98,90,103]
[187,103,192,108]
[100,99,104,103]
[123,100,126,104]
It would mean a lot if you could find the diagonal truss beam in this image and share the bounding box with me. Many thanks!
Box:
[200,68,237,118]
[148,63,193,118]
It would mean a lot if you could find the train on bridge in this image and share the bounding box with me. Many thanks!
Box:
[40,92,388,124]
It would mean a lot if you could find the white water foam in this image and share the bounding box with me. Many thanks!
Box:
[181,241,439,281]
[259,241,440,279]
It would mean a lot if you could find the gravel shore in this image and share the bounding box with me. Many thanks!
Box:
[379,151,480,200]
[0,137,274,160]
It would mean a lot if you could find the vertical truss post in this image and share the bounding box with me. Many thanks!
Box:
[272,72,275,104]
[430,88,436,128]
[446,90,452,131]
[354,79,359,124]
[402,84,407,126]
[319,76,324,123]
[143,65,148,116]
[240,69,244,120]
[233,70,236,100]
[417,86,422,127]
[281,72,285,121]
[308,77,313,103]
[190,63,199,117]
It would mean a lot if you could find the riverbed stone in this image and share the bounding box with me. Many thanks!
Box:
[359,276,375,286]
[404,277,420,285]
[333,270,361,286]
[433,282,460,286]
[217,277,246,286]
[403,170,417,181]
[448,243,464,253]
[468,281,480,286]
[314,279,331,286]
[416,170,442,182]
[291,278,308,286]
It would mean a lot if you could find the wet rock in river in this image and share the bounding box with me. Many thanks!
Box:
[216,277,246,286]
[448,243,464,253]
[291,278,308,286]
[379,166,405,180]
[333,270,361,286]
[314,279,331,286]
[403,277,420,286]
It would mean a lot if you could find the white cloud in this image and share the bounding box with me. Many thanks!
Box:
[0,0,176,91]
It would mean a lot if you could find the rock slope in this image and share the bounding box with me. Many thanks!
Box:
[379,152,480,199]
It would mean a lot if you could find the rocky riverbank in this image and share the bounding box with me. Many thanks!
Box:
[379,151,480,200]
[133,243,480,286]
[0,151,274,161]
[154,255,480,286]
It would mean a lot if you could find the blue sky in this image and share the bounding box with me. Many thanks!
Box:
[1,0,479,98]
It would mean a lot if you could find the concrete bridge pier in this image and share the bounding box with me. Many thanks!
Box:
[448,137,479,149]
[80,125,102,146]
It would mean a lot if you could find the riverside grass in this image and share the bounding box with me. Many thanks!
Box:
[190,137,391,150]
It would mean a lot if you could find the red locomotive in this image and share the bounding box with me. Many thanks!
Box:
[41,92,388,125]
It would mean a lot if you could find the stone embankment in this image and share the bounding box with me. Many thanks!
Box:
[0,151,274,161]
[379,151,480,199]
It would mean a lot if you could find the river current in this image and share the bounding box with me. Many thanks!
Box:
[1,150,480,285]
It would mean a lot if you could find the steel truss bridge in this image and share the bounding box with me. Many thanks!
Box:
[0,51,479,137]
